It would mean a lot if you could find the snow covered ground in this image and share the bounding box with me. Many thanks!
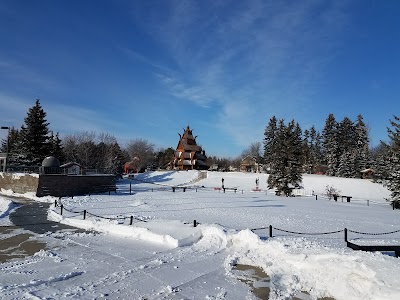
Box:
[1,171,400,299]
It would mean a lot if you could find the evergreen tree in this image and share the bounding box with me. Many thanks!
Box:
[371,142,391,183]
[1,127,21,165]
[19,99,51,165]
[267,119,303,195]
[49,132,64,163]
[385,115,400,202]
[322,114,339,176]
[337,150,356,178]
[263,116,278,170]
[353,114,370,176]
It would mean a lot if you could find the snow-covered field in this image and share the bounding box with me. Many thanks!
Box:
[1,171,400,299]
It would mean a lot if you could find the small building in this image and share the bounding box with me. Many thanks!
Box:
[61,162,82,175]
[361,168,375,179]
[240,155,260,173]
[40,156,62,174]
[172,126,208,170]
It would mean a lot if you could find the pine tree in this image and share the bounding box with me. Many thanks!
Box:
[49,132,64,163]
[1,127,21,165]
[353,114,370,177]
[263,116,278,171]
[19,99,51,165]
[337,150,356,178]
[267,119,303,195]
[385,115,400,203]
[371,142,391,183]
[322,114,339,176]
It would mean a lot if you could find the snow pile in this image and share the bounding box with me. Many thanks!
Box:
[227,230,400,300]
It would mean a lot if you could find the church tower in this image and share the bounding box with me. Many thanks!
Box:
[172,126,207,170]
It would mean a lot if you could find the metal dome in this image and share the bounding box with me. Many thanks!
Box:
[41,156,60,167]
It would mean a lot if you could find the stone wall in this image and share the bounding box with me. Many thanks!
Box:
[0,173,116,197]
[0,173,39,194]
[37,175,116,197]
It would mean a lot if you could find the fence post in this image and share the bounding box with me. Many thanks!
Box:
[130,216,133,225]
[83,210,87,220]
[60,205,63,215]
[130,181,132,195]
[172,187,175,192]
[315,195,318,200]
[194,220,197,227]
[269,225,273,238]
[344,228,348,242]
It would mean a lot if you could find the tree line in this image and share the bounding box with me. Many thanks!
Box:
[262,113,400,202]
[1,99,399,203]
[0,99,174,174]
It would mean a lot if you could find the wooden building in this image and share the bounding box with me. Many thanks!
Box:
[172,126,207,170]
[240,155,260,173]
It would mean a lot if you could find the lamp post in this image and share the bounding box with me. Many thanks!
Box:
[1,126,10,173]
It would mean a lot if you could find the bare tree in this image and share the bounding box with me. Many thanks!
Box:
[126,138,155,171]
[241,142,262,160]
[62,131,96,168]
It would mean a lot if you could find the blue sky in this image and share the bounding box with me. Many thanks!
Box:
[0,0,399,157]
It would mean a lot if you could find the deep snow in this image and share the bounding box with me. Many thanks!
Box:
[1,171,400,300]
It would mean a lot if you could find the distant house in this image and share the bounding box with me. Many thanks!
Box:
[208,164,219,171]
[361,168,375,179]
[61,162,81,175]
[172,126,208,170]
[240,155,260,173]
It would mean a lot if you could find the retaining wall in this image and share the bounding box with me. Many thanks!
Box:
[0,173,116,197]
[0,173,39,194]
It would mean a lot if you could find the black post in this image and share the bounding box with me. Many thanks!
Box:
[172,187,175,192]
[183,187,186,192]
[55,199,57,207]
[223,188,226,193]
[109,190,111,195]
[194,220,197,227]
[130,216,133,225]
[130,181,132,195]
[344,228,348,242]
[83,210,87,220]
[393,202,395,210]
[196,188,197,192]
[315,195,318,200]
[269,225,273,238]
[60,205,63,215]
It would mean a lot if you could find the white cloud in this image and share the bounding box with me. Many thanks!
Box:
[135,0,350,149]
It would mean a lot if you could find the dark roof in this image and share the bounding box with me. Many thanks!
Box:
[42,156,60,167]
[60,162,81,168]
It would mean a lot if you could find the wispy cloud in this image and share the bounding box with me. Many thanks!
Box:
[130,0,350,149]
[0,56,63,93]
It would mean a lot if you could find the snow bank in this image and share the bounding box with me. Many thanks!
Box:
[48,210,202,248]
[226,229,400,300]
[0,196,16,225]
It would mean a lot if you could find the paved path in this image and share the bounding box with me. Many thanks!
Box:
[9,198,83,234]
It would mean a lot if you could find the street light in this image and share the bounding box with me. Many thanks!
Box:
[1,126,10,173]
